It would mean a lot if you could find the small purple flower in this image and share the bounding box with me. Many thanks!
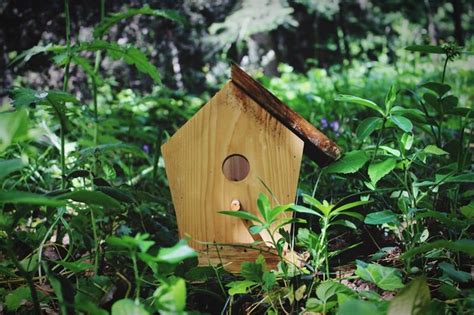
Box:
[330,120,340,133]
[143,144,150,154]
[320,118,328,129]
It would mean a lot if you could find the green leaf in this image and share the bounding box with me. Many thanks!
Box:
[240,260,264,282]
[385,84,397,113]
[338,297,379,315]
[390,115,413,132]
[112,299,149,315]
[78,40,161,84]
[460,202,474,218]
[438,262,471,283]
[355,261,404,291]
[364,210,398,225]
[402,239,474,259]
[0,191,66,207]
[268,204,292,222]
[441,95,458,110]
[227,280,256,296]
[219,210,262,223]
[316,281,352,303]
[356,117,383,140]
[400,133,413,151]
[424,145,449,155]
[9,43,66,66]
[325,150,369,174]
[153,277,186,312]
[0,109,28,152]
[257,193,271,221]
[405,45,445,54]
[106,233,155,253]
[423,92,441,112]
[156,239,197,264]
[94,5,185,38]
[334,200,372,213]
[335,94,385,115]
[262,271,276,291]
[57,190,121,208]
[387,277,431,315]
[291,205,322,218]
[332,219,357,229]
[249,224,265,235]
[56,261,93,273]
[421,82,451,97]
[368,158,397,187]
[0,159,26,180]
[5,286,31,311]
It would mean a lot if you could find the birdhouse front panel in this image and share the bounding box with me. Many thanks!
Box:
[161,81,304,250]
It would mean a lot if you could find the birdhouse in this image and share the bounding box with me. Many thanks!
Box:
[161,64,341,272]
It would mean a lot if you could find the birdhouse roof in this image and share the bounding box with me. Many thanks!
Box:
[231,64,341,166]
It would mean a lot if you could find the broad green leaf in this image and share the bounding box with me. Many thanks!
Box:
[405,45,444,54]
[262,271,276,291]
[56,261,93,273]
[106,233,155,253]
[58,190,121,208]
[368,158,397,186]
[0,109,28,152]
[227,280,256,296]
[316,281,352,303]
[268,204,292,222]
[240,259,264,282]
[0,159,25,180]
[438,262,471,283]
[94,5,185,38]
[338,297,379,315]
[385,84,397,113]
[460,202,474,218]
[0,191,66,207]
[387,277,431,315]
[402,239,474,259]
[355,261,404,291]
[249,224,265,235]
[400,133,413,151]
[441,95,458,110]
[356,117,383,140]
[325,150,369,174]
[334,200,372,213]
[335,94,384,115]
[219,210,262,223]
[424,145,449,155]
[112,299,149,315]
[153,277,186,312]
[379,146,401,157]
[423,92,441,112]
[332,219,357,229]
[291,205,322,218]
[156,239,197,264]
[5,286,31,311]
[364,210,398,225]
[421,82,451,97]
[390,115,413,132]
[78,40,161,84]
[257,193,271,221]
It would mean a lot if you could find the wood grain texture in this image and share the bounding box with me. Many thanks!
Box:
[231,63,342,166]
[161,81,304,251]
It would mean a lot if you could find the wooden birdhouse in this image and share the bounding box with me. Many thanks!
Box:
[161,64,341,272]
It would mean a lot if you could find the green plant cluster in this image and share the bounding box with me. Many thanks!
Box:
[1,2,473,315]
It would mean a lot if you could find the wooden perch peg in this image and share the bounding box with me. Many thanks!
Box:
[230,199,241,211]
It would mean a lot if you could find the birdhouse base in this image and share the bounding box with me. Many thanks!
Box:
[198,243,298,273]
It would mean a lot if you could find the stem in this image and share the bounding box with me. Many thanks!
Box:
[131,252,141,300]
[441,56,449,83]
[371,117,387,163]
[61,0,71,188]
[6,241,41,315]
[90,209,99,275]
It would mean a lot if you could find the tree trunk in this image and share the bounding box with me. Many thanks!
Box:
[451,0,464,45]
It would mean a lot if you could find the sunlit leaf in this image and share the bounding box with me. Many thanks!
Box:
[335,94,384,115]
[325,150,369,174]
[387,277,431,315]
[368,158,397,187]
[364,210,398,225]
[355,261,404,291]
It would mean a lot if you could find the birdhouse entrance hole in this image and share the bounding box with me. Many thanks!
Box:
[222,154,250,181]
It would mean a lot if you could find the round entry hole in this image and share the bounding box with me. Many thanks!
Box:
[222,154,250,181]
